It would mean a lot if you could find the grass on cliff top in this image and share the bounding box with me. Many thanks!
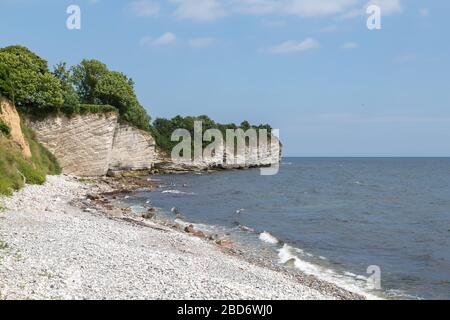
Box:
[0,123,61,196]
[22,103,118,122]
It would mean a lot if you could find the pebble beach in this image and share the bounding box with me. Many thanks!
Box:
[0,175,363,300]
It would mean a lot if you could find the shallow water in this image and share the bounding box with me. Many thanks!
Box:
[123,158,450,299]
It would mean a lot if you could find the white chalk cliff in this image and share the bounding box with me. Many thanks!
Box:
[28,112,281,176]
[27,112,157,176]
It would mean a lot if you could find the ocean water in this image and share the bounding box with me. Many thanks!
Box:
[122,158,450,300]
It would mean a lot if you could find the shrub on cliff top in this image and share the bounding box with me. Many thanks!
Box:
[0,65,14,100]
[151,115,273,154]
[53,62,81,113]
[79,104,118,114]
[71,59,151,131]
[0,46,64,110]
[0,46,152,131]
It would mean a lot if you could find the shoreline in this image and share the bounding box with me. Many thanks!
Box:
[0,174,364,300]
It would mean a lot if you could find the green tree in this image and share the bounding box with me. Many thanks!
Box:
[0,64,13,100]
[0,46,64,110]
[94,71,137,113]
[71,59,109,104]
[53,62,80,113]
[240,120,251,131]
[151,115,272,154]
[72,60,151,130]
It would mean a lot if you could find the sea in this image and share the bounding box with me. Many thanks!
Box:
[120,158,450,300]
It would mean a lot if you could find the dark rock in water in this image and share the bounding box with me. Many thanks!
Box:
[172,207,186,220]
[184,224,205,238]
[208,234,219,241]
[184,224,195,234]
[142,208,156,219]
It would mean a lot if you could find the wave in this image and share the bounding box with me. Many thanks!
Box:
[259,232,279,244]
[277,244,382,300]
[162,190,196,195]
[236,224,255,233]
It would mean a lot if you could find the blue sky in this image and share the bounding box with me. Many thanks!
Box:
[1,0,449,156]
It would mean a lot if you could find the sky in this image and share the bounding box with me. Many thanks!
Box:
[0,0,449,156]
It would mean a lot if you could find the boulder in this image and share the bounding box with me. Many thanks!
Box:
[215,239,233,249]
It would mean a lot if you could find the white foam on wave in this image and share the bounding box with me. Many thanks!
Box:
[174,218,222,235]
[277,244,382,300]
[162,190,195,195]
[385,289,422,300]
[238,225,255,233]
[174,218,189,227]
[259,232,279,244]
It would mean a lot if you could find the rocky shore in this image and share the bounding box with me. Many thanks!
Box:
[0,175,363,300]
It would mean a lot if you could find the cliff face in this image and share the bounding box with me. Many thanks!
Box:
[0,97,31,157]
[28,113,157,176]
[109,124,157,172]
[155,136,281,173]
[28,113,280,176]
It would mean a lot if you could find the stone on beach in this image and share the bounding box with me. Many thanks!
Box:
[0,175,362,300]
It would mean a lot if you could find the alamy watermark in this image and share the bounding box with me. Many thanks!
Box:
[66,4,382,31]
[367,5,382,30]
[66,5,81,30]
[170,121,281,176]
[367,265,382,290]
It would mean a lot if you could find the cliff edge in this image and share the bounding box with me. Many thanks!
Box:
[27,113,158,177]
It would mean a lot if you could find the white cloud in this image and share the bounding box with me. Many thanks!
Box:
[171,0,226,22]
[341,42,359,49]
[338,8,363,19]
[339,0,402,19]
[234,0,358,17]
[263,38,319,54]
[129,0,160,17]
[366,0,402,15]
[140,32,177,47]
[188,37,216,48]
[154,32,177,45]
[168,0,389,22]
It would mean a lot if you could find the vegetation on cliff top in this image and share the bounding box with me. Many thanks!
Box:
[0,119,61,196]
[151,115,272,154]
[0,45,274,156]
[0,45,151,131]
